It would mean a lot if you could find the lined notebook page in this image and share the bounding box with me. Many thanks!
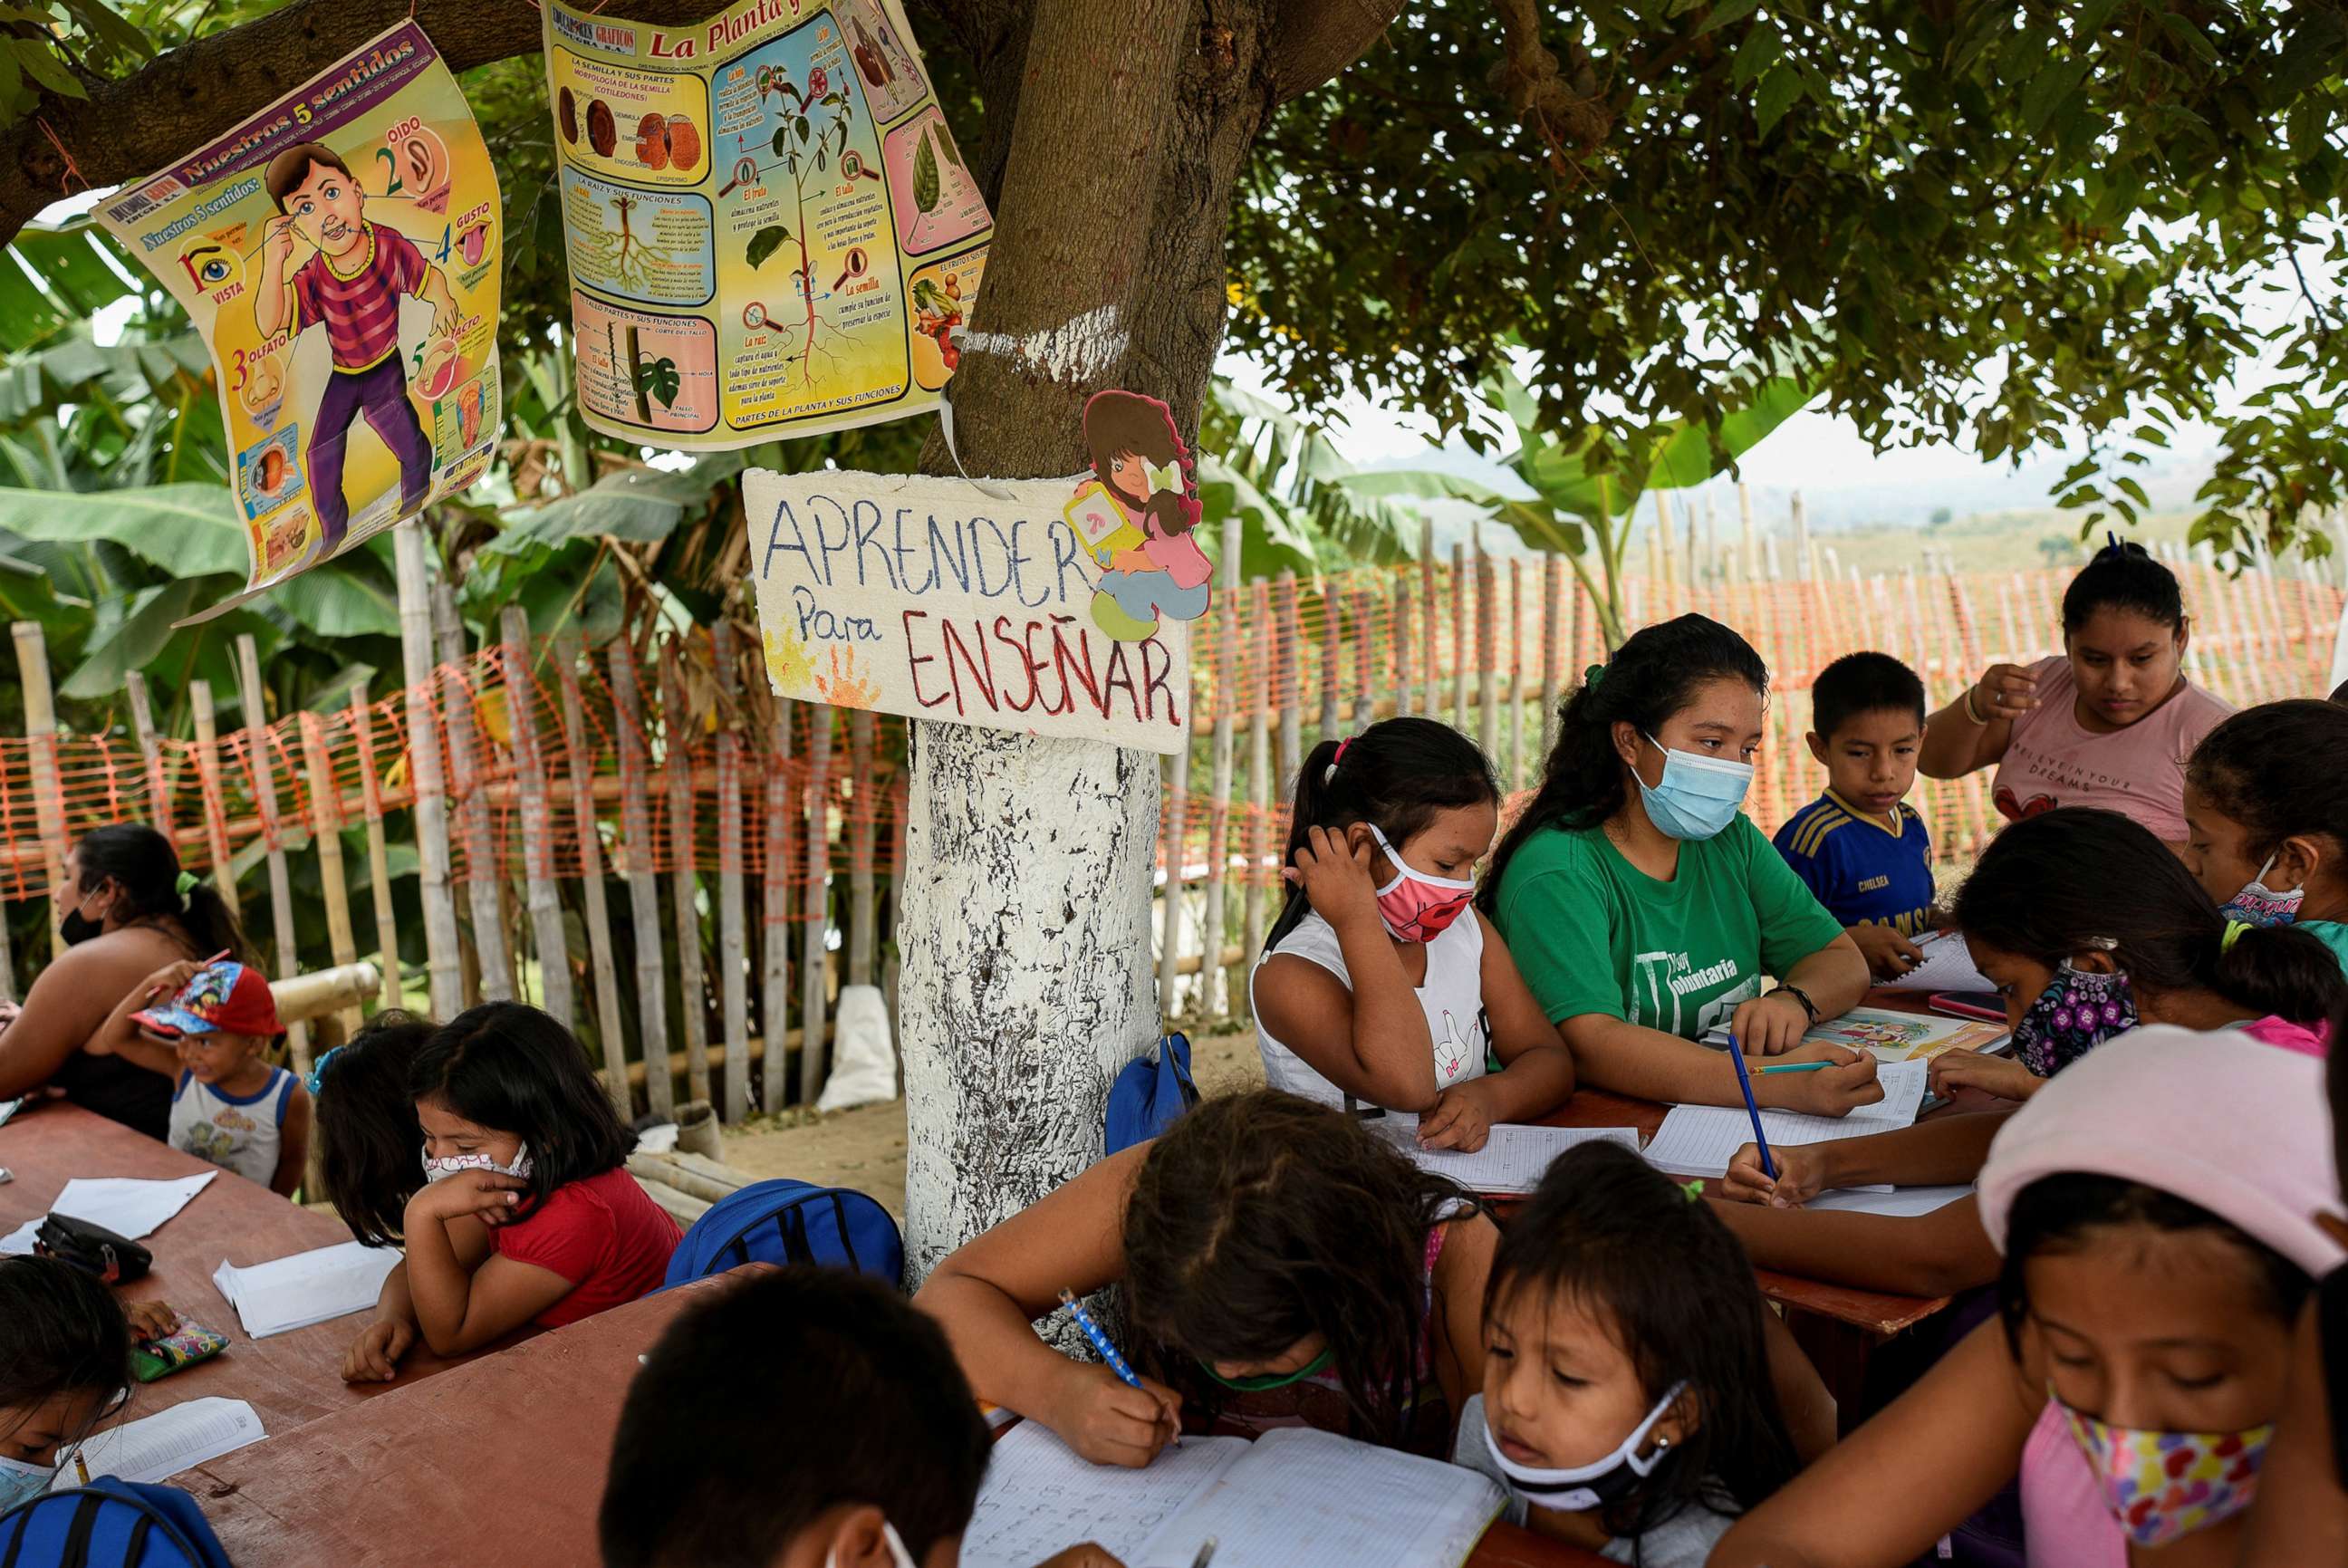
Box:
[56,1398,264,1485]
[1365,1120,1641,1195]
[960,1423,1250,1567]
[1135,1427,1504,1568]
[1641,1060,1929,1181]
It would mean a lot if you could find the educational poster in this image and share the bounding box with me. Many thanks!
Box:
[544,0,991,447]
[96,21,502,620]
[743,468,1193,755]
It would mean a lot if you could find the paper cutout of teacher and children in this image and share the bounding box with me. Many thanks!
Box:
[1062,390,1216,641]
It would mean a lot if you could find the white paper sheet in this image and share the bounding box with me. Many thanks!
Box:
[961,1423,1500,1568]
[1800,1184,1975,1217]
[1641,1061,1929,1183]
[1362,1118,1641,1196]
[54,1398,264,1486]
[0,1171,217,1255]
[212,1240,401,1338]
[961,1423,1251,1566]
[1878,930,1993,995]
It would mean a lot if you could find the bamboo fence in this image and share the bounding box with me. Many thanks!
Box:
[2,533,2341,1121]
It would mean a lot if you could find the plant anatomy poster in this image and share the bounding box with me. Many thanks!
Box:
[544,0,991,447]
[96,20,503,620]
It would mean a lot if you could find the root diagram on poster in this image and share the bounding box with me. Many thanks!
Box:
[546,0,992,447]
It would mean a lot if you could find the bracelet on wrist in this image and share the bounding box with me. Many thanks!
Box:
[1961,685,1989,726]
[1769,985,1820,1026]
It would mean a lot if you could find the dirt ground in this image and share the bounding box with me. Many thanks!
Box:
[715,1024,1270,1220]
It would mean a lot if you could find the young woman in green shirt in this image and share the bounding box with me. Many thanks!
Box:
[1482,614,1878,1115]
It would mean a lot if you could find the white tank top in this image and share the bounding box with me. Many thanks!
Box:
[168,1065,295,1188]
[1249,908,1489,1109]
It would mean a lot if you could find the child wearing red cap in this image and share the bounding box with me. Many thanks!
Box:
[92,960,311,1197]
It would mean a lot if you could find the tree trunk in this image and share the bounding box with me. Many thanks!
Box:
[899,0,1275,1286]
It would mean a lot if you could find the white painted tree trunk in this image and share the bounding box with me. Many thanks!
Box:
[900,721,1157,1293]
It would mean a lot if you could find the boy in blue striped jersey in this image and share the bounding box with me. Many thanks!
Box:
[1774,652,1938,982]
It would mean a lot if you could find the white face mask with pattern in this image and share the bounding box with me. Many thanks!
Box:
[419,1140,533,1184]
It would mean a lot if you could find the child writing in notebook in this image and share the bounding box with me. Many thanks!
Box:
[1253,717,1574,1147]
[604,1266,1121,1568]
[1714,806,2345,1300]
[365,1003,678,1365]
[1712,1024,2338,1568]
[1451,1141,1798,1566]
[87,958,310,1198]
[1771,651,1939,982]
[914,1090,1838,1470]
[2184,697,2348,976]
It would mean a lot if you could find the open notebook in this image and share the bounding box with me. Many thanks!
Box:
[55,1398,265,1486]
[960,1422,1504,1568]
[1640,1059,1930,1189]
[1362,1117,1640,1196]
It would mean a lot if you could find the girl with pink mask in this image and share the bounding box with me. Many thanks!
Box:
[1712,1024,2342,1568]
[1250,717,1576,1150]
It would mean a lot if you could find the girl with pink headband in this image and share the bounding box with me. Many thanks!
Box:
[1713,1023,2342,1567]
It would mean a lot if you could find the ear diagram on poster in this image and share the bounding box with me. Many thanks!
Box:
[544,0,993,448]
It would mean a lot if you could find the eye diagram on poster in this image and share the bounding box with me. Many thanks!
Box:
[746,468,1194,754]
[544,0,993,448]
[96,20,503,621]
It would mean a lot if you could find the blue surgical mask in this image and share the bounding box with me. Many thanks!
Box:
[2218,852,2304,928]
[0,1454,54,1510]
[1635,735,1753,841]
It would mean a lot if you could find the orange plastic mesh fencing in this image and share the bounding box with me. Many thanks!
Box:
[0,558,2338,913]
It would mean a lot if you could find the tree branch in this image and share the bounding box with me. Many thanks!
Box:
[0,0,1008,247]
[1264,0,1404,104]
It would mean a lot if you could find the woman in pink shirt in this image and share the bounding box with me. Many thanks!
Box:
[1920,542,2231,848]
[1712,1025,2341,1568]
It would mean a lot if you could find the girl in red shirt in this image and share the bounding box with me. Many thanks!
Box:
[390,1003,679,1360]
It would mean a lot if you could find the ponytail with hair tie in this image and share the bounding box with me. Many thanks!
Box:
[175,870,198,908]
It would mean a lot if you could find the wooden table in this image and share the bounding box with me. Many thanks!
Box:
[1522,989,1989,1425]
[178,1266,1605,1568]
[1537,1085,1952,1339]
[0,1099,503,1438]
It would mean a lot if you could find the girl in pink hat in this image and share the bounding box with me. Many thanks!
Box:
[1712,1024,2343,1568]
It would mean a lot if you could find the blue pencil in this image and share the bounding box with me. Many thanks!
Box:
[1727,1034,1778,1181]
[1060,1287,1178,1447]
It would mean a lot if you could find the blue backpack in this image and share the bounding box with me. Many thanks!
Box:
[0,1478,234,1568]
[1105,1031,1199,1156]
[662,1179,903,1289]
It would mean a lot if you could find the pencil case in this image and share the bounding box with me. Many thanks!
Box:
[130,1319,229,1382]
